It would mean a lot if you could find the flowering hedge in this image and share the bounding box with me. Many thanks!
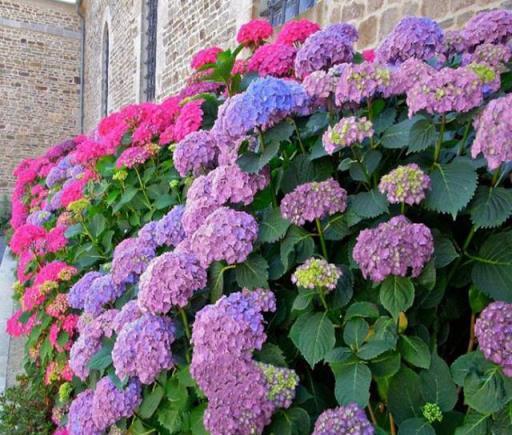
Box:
[4,9,512,435]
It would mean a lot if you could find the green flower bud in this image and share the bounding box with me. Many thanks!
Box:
[422,402,443,423]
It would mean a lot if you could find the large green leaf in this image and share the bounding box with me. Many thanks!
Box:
[138,385,165,419]
[464,366,512,414]
[398,336,431,369]
[343,318,369,349]
[331,358,372,407]
[259,208,290,243]
[469,186,512,229]
[280,154,332,194]
[471,231,512,302]
[267,407,310,435]
[424,159,478,218]
[349,189,388,219]
[369,351,401,378]
[290,312,335,367]
[235,253,269,289]
[388,367,424,424]
[280,226,314,271]
[419,354,457,411]
[380,276,415,319]
[357,316,398,360]
[87,341,113,371]
[408,118,437,154]
[381,117,417,149]
[237,139,281,173]
[433,232,459,268]
[454,411,489,435]
[398,418,435,435]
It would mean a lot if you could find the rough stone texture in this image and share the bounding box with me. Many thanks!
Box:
[0,0,80,196]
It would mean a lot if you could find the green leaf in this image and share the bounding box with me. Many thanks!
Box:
[373,107,396,135]
[190,404,208,435]
[471,231,512,302]
[265,121,295,143]
[331,358,371,406]
[323,214,351,241]
[388,367,424,424]
[408,119,437,154]
[369,351,401,378]
[280,226,314,271]
[87,341,113,371]
[349,189,388,219]
[235,254,269,289]
[398,418,435,435]
[157,406,182,433]
[469,286,491,314]
[454,411,489,435]
[419,354,457,411]
[470,186,512,229]
[280,154,332,194]
[57,331,69,348]
[137,385,164,419]
[290,312,335,367]
[89,214,106,238]
[237,139,280,173]
[302,111,329,138]
[399,336,431,369]
[64,224,82,238]
[254,343,287,367]
[343,318,369,349]
[258,208,290,243]
[208,261,227,302]
[381,117,417,149]
[349,150,382,181]
[165,378,189,411]
[357,317,398,360]
[268,407,311,435]
[433,232,459,268]
[464,366,512,414]
[424,159,478,219]
[113,187,138,212]
[451,351,488,386]
[380,276,415,319]
[154,194,175,210]
[344,302,380,321]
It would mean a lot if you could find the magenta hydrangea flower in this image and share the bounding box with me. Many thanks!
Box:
[92,377,142,431]
[280,178,347,226]
[322,117,373,154]
[174,130,218,176]
[277,19,320,46]
[111,237,156,286]
[295,23,357,79]
[313,404,374,435]
[155,205,186,247]
[84,273,124,317]
[67,271,103,309]
[248,43,296,78]
[406,66,483,117]
[471,93,512,170]
[475,301,512,377]
[189,207,258,267]
[237,19,273,47]
[67,389,101,435]
[115,146,153,169]
[138,251,207,314]
[112,300,142,334]
[353,215,434,283]
[190,46,222,69]
[112,313,175,384]
[461,9,512,51]
[379,164,431,205]
[375,17,444,65]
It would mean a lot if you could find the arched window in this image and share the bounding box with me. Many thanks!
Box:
[142,0,158,101]
[261,0,316,26]
[101,24,110,117]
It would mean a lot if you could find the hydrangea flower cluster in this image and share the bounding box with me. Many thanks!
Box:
[303,70,338,105]
[277,19,320,46]
[388,58,436,96]
[258,363,299,408]
[189,207,258,267]
[461,9,512,51]
[174,130,218,176]
[138,251,207,313]
[112,313,175,384]
[111,237,156,286]
[236,19,273,47]
[248,43,296,77]
[116,145,156,169]
[313,404,374,435]
[112,300,142,334]
[335,62,392,104]
[322,116,373,154]
[68,271,103,309]
[190,46,222,69]
[375,17,444,65]
[154,205,186,247]
[353,215,434,283]
[379,164,431,205]
[295,23,357,79]
[465,43,512,71]
[84,273,123,316]
[91,377,142,431]
[471,93,512,170]
[474,301,512,376]
[280,178,347,226]
[292,258,342,292]
[67,389,101,435]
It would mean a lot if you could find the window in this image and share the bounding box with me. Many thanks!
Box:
[101,24,109,117]
[141,0,158,101]
[261,0,316,27]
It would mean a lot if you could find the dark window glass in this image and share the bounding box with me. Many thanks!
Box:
[143,0,158,101]
[101,25,109,117]
[261,0,315,26]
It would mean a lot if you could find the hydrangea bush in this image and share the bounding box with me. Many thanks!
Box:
[3,10,512,435]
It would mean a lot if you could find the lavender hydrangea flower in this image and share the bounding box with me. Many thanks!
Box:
[68,271,103,309]
[182,196,220,236]
[189,207,258,267]
[155,205,186,247]
[92,377,142,431]
[258,362,299,409]
[83,273,124,316]
[138,251,207,314]
[46,166,67,188]
[137,220,159,250]
[379,164,431,205]
[292,258,342,292]
[280,178,347,226]
[112,301,142,334]
[295,24,357,79]
[464,43,512,71]
[302,70,337,105]
[26,210,52,226]
[313,404,374,435]
[67,389,101,435]
[322,117,373,154]
[213,93,257,141]
[353,215,434,283]
[406,66,483,117]
[475,301,512,377]
[462,9,512,51]
[47,190,63,211]
[111,237,156,286]
[385,58,436,96]
[376,17,444,65]
[471,93,512,170]
[174,130,218,176]
[112,313,175,384]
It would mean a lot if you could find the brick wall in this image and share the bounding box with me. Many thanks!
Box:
[0,0,80,196]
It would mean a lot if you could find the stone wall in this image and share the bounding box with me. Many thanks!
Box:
[0,0,80,196]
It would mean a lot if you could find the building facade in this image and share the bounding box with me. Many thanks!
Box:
[1,0,511,194]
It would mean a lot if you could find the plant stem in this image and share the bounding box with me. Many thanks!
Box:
[433,115,446,163]
[367,99,376,148]
[318,288,328,311]
[447,225,477,284]
[367,404,378,426]
[289,118,306,153]
[258,129,265,151]
[400,202,405,215]
[389,414,397,435]
[458,121,471,155]
[467,313,476,353]
[315,218,329,260]
[491,166,501,186]
[135,167,154,212]
[179,308,191,363]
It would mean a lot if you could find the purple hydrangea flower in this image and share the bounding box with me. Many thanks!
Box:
[138,251,207,314]
[174,130,219,176]
[462,9,512,51]
[280,178,347,226]
[67,389,101,435]
[406,66,483,117]
[385,58,436,96]
[464,43,512,71]
[189,207,258,267]
[444,30,467,57]
[26,210,52,226]
[155,205,186,247]
[68,271,103,310]
[46,166,67,188]
[111,237,156,286]
[353,215,434,283]
[376,17,444,65]
[83,273,124,317]
[471,92,512,170]
[182,196,220,236]
[92,377,142,431]
[379,164,431,205]
[112,313,175,384]
[258,362,299,409]
[213,93,257,141]
[313,404,374,435]
[295,24,357,79]
[137,220,159,250]
[322,116,373,154]
[112,300,142,334]
[291,258,342,292]
[302,69,339,106]
[475,301,512,377]
[48,190,63,211]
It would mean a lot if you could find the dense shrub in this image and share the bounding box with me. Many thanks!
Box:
[3,9,512,435]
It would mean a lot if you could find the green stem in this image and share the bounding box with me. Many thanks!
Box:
[433,115,446,163]
[258,129,265,152]
[315,218,328,260]
[458,121,471,155]
[318,288,328,311]
[447,225,477,284]
[491,166,501,187]
[367,99,376,148]
[179,308,191,363]
[289,118,306,153]
[400,202,405,215]
[81,222,106,258]
[135,167,154,212]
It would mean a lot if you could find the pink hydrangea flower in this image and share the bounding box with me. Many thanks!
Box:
[191,47,222,69]
[277,19,320,46]
[237,19,273,47]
